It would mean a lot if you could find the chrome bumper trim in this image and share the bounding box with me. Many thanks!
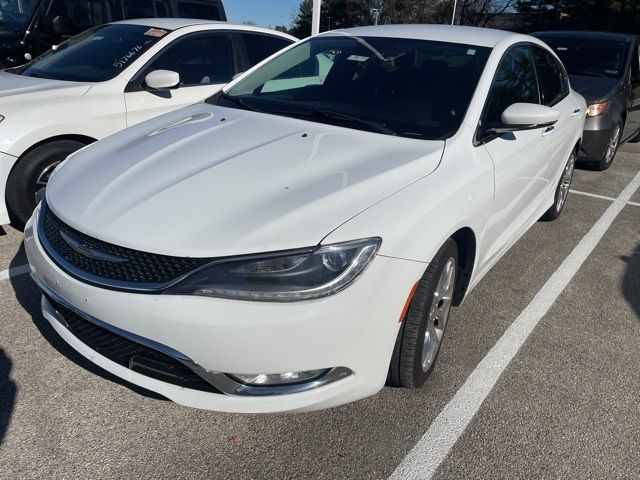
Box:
[34,274,353,396]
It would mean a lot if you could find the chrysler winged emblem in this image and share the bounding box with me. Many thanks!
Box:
[60,231,127,263]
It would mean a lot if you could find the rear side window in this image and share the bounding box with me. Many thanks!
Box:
[122,0,170,18]
[532,46,568,106]
[176,1,221,20]
[241,33,293,68]
[483,45,539,127]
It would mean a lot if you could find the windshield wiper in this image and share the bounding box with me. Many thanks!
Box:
[218,93,262,113]
[23,71,52,79]
[268,108,396,136]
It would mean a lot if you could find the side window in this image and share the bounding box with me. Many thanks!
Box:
[146,33,235,86]
[532,46,567,106]
[176,1,221,20]
[241,33,293,68]
[122,0,170,19]
[45,0,108,36]
[483,45,539,127]
[632,46,640,84]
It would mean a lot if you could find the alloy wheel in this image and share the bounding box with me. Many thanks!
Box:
[422,257,456,372]
[604,125,621,166]
[556,153,576,212]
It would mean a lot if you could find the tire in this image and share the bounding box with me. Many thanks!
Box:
[541,149,577,222]
[592,121,622,171]
[5,140,86,229]
[387,238,458,388]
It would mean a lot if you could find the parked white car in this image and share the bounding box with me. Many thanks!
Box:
[0,19,295,226]
[26,25,586,413]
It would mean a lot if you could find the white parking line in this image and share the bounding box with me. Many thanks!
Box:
[390,169,640,480]
[570,189,640,207]
[0,264,30,282]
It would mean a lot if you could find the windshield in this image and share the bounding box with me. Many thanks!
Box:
[18,23,170,82]
[215,35,491,140]
[0,0,36,30]
[540,36,629,79]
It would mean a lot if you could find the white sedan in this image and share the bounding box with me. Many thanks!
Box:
[25,25,586,413]
[0,19,295,226]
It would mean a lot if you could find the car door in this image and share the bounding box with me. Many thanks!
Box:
[530,45,580,183]
[477,44,550,266]
[34,0,110,53]
[124,31,237,126]
[623,42,640,140]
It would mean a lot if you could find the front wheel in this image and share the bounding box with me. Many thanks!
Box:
[387,239,458,388]
[541,150,576,222]
[5,140,86,229]
[592,122,622,171]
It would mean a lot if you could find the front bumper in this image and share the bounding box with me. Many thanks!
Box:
[0,151,18,225]
[25,207,424,413]
[578,113,616,162]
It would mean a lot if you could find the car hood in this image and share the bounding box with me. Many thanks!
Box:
[568,74,619,103]
[46,103,445,258]
[0,71,92,107]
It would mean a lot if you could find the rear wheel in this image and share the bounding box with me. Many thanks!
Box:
[541,149,576,222]
[387,239,458,388]
[6,140,86,229]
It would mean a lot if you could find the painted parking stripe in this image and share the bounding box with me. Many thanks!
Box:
[0,264,30,282]
[570,189,640,207]
[389,169,640,480]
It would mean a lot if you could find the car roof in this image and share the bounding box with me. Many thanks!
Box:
[112,18,293,38]
[322,24,519,48]
[532,30,638,43]
[113,18,225,29]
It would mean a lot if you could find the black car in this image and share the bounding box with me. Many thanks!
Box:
[0,0,226,69]
[534,31,640,170]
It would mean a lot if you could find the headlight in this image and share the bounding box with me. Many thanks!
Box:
[166,237,381,301]
[586,102,608,117]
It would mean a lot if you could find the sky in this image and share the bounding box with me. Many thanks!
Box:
[225,0,303,28]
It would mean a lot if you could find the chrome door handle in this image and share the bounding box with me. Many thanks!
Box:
[542,126,555,136]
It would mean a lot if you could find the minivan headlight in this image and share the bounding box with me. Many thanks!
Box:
[586,102,608,117]
[166,237,381,301]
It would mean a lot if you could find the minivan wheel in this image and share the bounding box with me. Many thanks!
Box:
[6,140,86,229]
[387,238,458,389]
[593,122,622,171]
[541,150,576,222]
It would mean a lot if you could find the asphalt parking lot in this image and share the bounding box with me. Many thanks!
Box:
[1,143,639,479]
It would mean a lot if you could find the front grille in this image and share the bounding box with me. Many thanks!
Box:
[44,294,220,394]
[40,203,211,288]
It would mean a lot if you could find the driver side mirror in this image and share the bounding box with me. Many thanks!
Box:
[40,14,71,36]
[144,70,180,91]
[488,103,560,135]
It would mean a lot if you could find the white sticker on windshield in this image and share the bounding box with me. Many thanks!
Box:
[113,44,144,69]
[467,49,476,55]
[347,55,369,62]
[557,47,568,51]
[605,69,619,75]
[144,28,168,38]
